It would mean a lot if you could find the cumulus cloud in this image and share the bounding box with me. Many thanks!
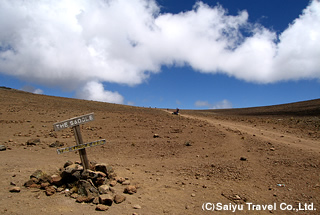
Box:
[195,100,211,107]
[77,81,124,104]
[20,85,43,94]
[195,99,232,109]
[0,0,319,102]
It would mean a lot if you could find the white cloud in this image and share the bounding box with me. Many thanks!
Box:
[20,85,43,94]
[195,99,232,109]
[211,99,233,109]
[77,81,124,104]
[195,100,211,107]
[0,0,319,101]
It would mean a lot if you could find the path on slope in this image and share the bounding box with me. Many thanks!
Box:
[165,110,320,153]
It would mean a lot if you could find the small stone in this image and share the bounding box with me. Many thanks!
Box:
[114,194,126,204]
[77,180,99,198]
[93,197,100,204]
[270,148,275,151]
[30,170,50,183]
[95,171,107,178]
[24,179,36,187]
[10,182,16,186]
[124,185,137,194]
[109,180,117,187]
[63,160,73,168]
[133,204,141,209]
[95,204,109,211]
[26,138,40,146]
[185,142,192,146]
[191,193,196,197]
[99,194,113,206]
[122,180,131,185]
[76,196,93,203]
[95,177,105,186]
[95,163,114,178]
[70,193,79,199]
[45,186,56,196]
[233,195,241,200]
[29,184,41,189]
[49,141,64,148]
[240,157,247,161]
[153,134,160,138]
[40,182,50,189]
[57,187,64,192]
[10,186,21,193]
[116,177,126,184]
[98,185,110,194]
[0,145,7,151]
[51,174,62,186]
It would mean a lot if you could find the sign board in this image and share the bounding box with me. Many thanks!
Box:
[52,113,104,170]
[57,139,106,154]
[53,113,94,131]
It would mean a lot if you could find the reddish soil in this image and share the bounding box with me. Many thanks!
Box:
[0,87,319,215]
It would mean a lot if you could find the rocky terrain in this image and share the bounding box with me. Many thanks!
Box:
[0,87,319,214]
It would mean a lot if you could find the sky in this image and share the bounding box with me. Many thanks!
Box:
[0,0,319,109]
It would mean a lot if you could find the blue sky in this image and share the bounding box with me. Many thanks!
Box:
[0,0,319,109]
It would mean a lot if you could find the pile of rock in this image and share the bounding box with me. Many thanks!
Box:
[24,161,137,211]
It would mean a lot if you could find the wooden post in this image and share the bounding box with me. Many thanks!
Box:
[53,113,105,171]
[73,125,90,170]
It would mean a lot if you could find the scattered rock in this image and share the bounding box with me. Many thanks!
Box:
[9,186,21,193]
[77,180,99,199]
[45,186,56,196]
[109,180,117,187]
[114,194,126,204]
[30,170,51,183]
[99,194,113,206]
[24,179,36,187]
[51,174,62,186]
[98,185,110,194]
[0,145,6,151]
[240,157,247,161]
[270,147,275,151]
[70,193,79,199]
[76,196,94,203]
[63,160,73,168]
[233,194,241,200]
[29,183,41,189]
[40,182,50,189]
[95,163,115,179]
[95,204,109,211]
[93,197,100,204]
[133,204,141,209]
[26,138,40,146]
[153,134,160,138]
[49,141,64,148]
[185,141,192,146]
[122,180,131,185]
[124,185,137,194]
[116,177,126,184]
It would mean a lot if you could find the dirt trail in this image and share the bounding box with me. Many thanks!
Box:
[174,111,320,153]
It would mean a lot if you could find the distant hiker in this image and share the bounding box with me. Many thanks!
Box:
[173,108,180,115]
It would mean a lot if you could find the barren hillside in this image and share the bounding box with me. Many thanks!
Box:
[0,87,319,215]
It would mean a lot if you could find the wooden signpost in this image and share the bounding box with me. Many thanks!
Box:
[53,113,105,170]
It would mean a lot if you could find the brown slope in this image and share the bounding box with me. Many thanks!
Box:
[0,87,319,215]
